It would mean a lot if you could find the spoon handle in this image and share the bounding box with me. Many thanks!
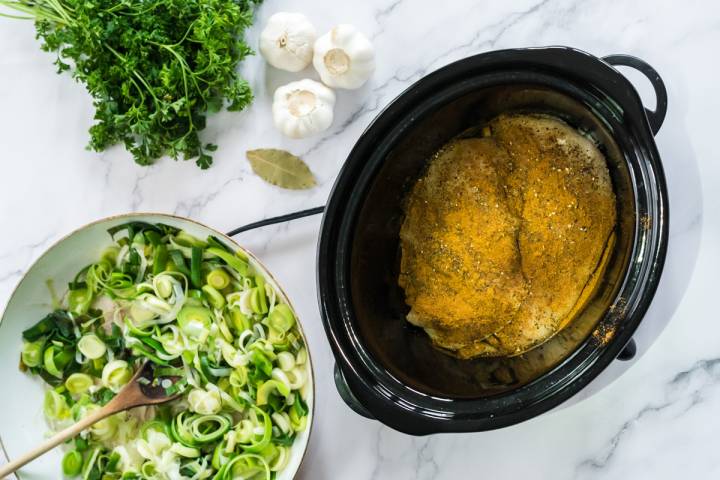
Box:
[0,404,111,478]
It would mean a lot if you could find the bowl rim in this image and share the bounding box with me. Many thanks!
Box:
[317,46,670,434]
[0,212,315,478]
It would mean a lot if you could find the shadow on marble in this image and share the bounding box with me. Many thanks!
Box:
[562,66,704,407]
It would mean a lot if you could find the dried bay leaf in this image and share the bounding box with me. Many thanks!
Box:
[246,149,316,190]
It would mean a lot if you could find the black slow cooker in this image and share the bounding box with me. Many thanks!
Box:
[315,47,669,435]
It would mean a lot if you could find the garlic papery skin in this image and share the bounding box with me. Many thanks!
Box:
[259,12,317,72]
[272,79,336,138]
[313,24,375,89]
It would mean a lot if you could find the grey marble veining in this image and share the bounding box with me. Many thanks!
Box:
[1,0,719,478]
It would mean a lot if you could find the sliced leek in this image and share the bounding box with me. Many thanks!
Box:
[19,222,309,480]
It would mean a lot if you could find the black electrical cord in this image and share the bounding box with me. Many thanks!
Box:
[226,206,325,237]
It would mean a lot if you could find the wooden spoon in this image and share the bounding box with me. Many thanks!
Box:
[0,362,181,478]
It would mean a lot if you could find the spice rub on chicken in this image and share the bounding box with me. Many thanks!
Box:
[398,114,616,359]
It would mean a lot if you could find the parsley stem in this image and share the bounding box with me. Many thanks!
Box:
[44,0,73,22]
[131,70,161,105]
[165,19,198,49]
[0,12,33,20]
[127,76,146,103]
[103,43,159,106]
[154,43,203,97]
[177,56,194,130]
[0,1,68,24]
[107,1,164,17]
[145,41,199,136]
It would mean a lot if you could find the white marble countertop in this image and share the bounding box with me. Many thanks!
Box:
[1,0,719,478]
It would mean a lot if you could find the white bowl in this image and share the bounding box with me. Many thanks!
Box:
[0,213,314,479]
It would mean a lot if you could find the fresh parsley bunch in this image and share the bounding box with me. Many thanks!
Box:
[1,0,262,168]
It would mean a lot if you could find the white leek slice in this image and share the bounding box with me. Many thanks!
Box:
[271,412,291,435]
[187,388,221,415]
[271,368,292,392]
[113,445,143,474]
[134,246,148,283]
[295,347,308,365]
[277,351,296,372]
[43,389,70,420]
[115,245,129,269]
[78,334,107,360]
[102,359,132,392]
[270,446,290,472]
[136,430,172,459]
[169,443,200,458]
[85,406,119,441]
[65,373,94,395]
[238,289,254,316]
[286,366,307,390]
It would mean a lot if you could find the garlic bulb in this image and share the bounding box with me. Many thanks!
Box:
[259,12,317,72]
[313,25,375,89]
[272,79,335,138]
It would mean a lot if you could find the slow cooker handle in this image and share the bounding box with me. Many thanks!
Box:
[334,365,375,419]
[603,54,668,136]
